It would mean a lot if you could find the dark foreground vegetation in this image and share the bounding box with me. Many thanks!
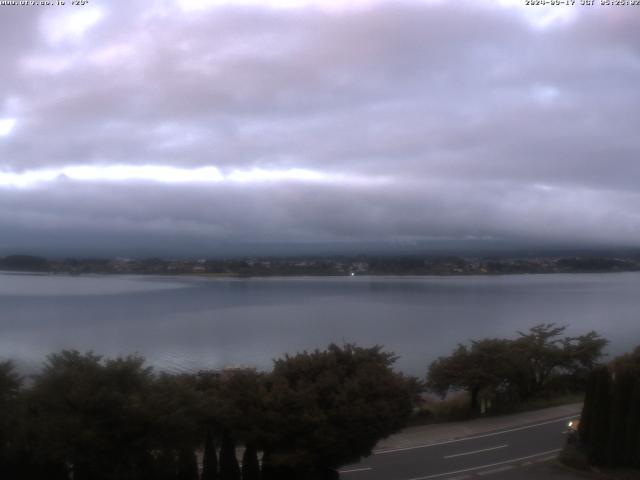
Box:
[563,345,640,472]
[0,345,417,480]
[0,325,613,479]
[426,324,608,417]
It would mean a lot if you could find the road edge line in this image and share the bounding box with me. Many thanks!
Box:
[406,448,562,480]
[374,414,578,455]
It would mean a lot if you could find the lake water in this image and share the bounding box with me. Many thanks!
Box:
[1,272,639,376]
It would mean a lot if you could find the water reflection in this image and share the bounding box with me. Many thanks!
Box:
[1,273,639,375]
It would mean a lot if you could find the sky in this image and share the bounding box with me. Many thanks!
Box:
[0,0,639,257]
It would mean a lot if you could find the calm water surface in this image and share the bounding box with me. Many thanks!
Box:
[1,272,639,375]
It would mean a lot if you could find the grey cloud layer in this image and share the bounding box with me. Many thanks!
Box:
[0,1,639,254]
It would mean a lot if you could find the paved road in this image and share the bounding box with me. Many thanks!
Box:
[339,414,579,480]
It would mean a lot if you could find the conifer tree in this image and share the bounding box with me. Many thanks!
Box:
[259,452,276,480]
[177,449,199,480]
[241,445,261,480]
[202,430,219,480]
[624,382,640,468]
[578,366,597,446]
[587,366,611,466]
[219,431,241,480]
[606,369,634,465]
[152,449,178,480]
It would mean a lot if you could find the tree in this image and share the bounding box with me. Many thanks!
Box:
[241,444,261,480]
[578,347,640,468]
[0,361,21,400]
[219,430,241,480]
[563,331,609,372]
[0,361,22,477]
[514,324,569,398]
[625,382,640,468]
[146,373,202,453]
[1,360,70,480]
[215,369,267,447]
[197,368,265,480]
[579,365,598,447]
[176,449,198,480]
[261,344,416,478]
[585,366,611,466]
[428,325,608,414]
[514,324,607,398]
[27,351,156,480]
[611,346,640,467]
[201,430,219,480]
[427,339,521,414]
[606,367,635,465]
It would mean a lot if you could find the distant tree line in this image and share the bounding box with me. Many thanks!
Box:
[0,255,49,271]
[426,324,608,415]
[3,254,640,276]
[578,346,640,469]
[0,345,418,480]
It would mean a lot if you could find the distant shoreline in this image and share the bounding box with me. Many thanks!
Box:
[2,253,640,278]
[2,267,639,279]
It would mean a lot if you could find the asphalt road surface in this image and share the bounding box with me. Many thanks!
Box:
[339,414,578,480]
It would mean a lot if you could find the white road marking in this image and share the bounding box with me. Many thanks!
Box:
[375,415,578,455]
[477,465,514,476]
[444,444,508,459]
[405,448,562,480]
[339,467,373,474]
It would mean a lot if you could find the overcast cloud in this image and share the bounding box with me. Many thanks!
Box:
[0,0,639,256]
